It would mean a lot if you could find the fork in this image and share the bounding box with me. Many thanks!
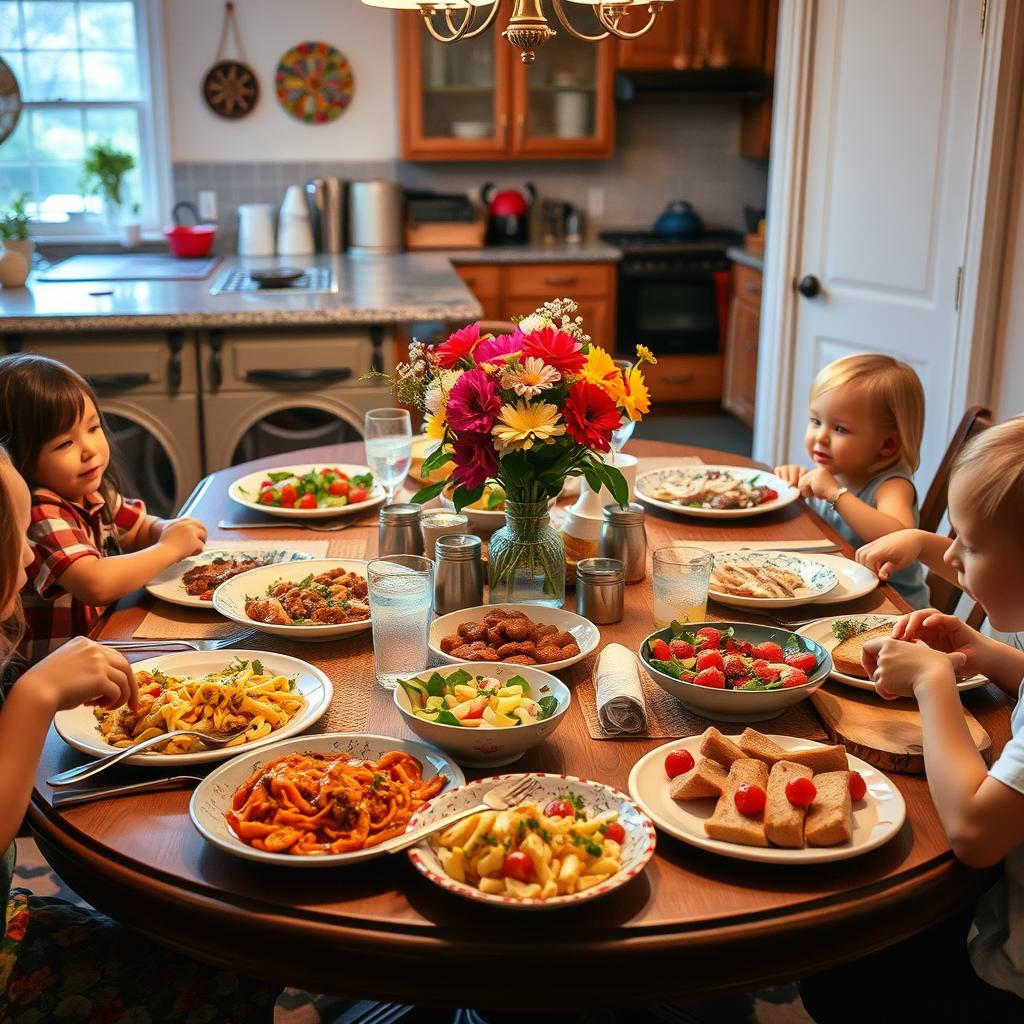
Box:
[378,776,540,855]
[99,627,257,652]
[48,727,248,787]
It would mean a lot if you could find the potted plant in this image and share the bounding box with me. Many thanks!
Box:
[120,200,142,248]
[0,192,33,288]
[81,140,135,230]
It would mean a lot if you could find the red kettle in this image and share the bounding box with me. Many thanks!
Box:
[482,181,536,246]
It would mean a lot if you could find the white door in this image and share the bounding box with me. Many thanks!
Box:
[775,0,984,487]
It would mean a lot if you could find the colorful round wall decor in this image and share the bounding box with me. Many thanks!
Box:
[275,42,354,125]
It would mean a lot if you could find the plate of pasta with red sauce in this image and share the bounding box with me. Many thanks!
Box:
[189,733,466,866]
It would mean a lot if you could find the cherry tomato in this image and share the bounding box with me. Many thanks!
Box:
[260,489,278,505]
[734,784,767,817]
[144,684,163,697]
[349,486,369,504]
[785,776,817,808]
[849,771,867,801]
[544,799,575,818]
[664,748,695,779]
[603,821,626,844]
[259,479,272,490]
[297,493,317,509]
[279,484,297,506]
[502,851,533,882]
[328,480,349,497]
[762,488,779,501]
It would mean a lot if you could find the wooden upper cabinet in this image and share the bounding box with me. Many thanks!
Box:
[616,0,691,71]
[398,11,616,161]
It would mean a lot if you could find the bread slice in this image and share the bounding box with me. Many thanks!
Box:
[804,771,853,847]
[738,728,849,773]
[704,758,769,847]
[765,761,813,848]
[699,727,746,768]
[670,757,729,800]
[832,624,892,678]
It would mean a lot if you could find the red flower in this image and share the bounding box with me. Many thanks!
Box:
[451,431,499,492]
[521,327,585,375]
[434,322,481,368]
[446,369,502,434]
[563,380,621,452]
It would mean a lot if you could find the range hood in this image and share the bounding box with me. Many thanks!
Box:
[615,68,770,102]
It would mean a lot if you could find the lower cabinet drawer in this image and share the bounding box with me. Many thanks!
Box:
[645,355,723,403]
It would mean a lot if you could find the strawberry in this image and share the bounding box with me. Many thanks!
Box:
[726,637,753,656]
[753,663,781,683]
[751,641,785,663]
[694,667,726,689]
[785,652,818,673]
[782,668,808,688]
[694,626,722,650]
[696,649,725,672]
[669,638,695,659]
[723,655,747,679]
[650,639,671,661]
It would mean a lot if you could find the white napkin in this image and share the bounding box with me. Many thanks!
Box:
[595,643,648,736]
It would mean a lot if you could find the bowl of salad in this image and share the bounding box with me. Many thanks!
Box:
[393,662,570,767]
[228,464,386,519]
[638,621,830,722]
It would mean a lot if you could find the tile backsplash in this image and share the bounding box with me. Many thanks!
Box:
[173,95,768,253]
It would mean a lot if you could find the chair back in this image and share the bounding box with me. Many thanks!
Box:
[919,405,992,534]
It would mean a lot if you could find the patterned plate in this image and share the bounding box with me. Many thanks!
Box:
[635,465,799,519]
[275,41,354,124]
[709,550,840,610]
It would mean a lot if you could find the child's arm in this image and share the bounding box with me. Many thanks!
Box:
[864,636,1024,868]
[773,464,806,488]
[119,513,205,553]
[799,469,915,542]
[857,529,957,584]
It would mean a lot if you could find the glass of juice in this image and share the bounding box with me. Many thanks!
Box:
[652,546,712,628]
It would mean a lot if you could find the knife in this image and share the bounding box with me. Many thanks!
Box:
[688,540,841,553]
[51,776,203,807]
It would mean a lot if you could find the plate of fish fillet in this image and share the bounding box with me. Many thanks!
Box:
[708,551,840,609]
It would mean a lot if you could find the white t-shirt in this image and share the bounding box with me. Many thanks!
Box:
[968,677,1024,996]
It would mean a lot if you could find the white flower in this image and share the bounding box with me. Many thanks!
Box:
[424,369,462,414]
[517,313,553,334]
[499,357,560,399]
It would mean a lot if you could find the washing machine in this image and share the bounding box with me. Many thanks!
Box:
[2,331,203,519]
[199,323,398,470]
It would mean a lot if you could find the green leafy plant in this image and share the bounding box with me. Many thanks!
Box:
[81,140,135,210]
[0,192,31,241]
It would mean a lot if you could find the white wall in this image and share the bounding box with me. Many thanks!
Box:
[163,0,398,161]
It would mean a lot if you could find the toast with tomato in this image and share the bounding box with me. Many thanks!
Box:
[804,771,853,846]
[704,758,769,847]
[764,761,813,849]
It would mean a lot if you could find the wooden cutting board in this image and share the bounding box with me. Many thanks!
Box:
[811,682,991,774]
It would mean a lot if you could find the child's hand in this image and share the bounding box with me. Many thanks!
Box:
[892,609,986,677]
[857,529,925,579]
[24,636,138,712]
[158,518,207,561]
[797,467,841,503]
[862,636,962,700]
[773,464,805,488]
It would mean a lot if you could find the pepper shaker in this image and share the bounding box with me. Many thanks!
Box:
[576,557,625,624]
[599,503,647,583]
[379,503,424,557]
[434,534,484,615]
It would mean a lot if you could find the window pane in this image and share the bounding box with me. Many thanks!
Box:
[82,50,138,99]
[32,107,84,161]
[25,50,81,100]
[0,165,33,210]
[79,2,135,49]
[22,2,78,48]
[0,107,31,160]
[37,163,86,219]
[0,3,22,48]
[84,106,137,155]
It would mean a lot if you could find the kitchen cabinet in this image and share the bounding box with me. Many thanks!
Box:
[722,261,762,428]
[398,11,616,161]
[645,355,723,404]
[740,0,778,159]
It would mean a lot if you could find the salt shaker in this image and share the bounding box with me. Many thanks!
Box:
[576,557,625,624]
[378,503,424,557]
[420,510,470,559]
[434,534,484,614]
[600,503,647,583]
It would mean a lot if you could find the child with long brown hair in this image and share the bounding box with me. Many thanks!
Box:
[0,353,206,664]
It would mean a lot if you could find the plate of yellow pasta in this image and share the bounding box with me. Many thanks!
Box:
[407,774,657,909]
[53,650,332,766]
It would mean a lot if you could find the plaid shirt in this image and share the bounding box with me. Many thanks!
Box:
[20,489,145,663]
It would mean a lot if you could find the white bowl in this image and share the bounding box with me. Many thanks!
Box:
[439,490,505,535]
[228,463,386,520]
[429,604,600,673]
[213,558,372,642]
[451,120,491,139]
[393,662,571,767]
[709,550,840,610]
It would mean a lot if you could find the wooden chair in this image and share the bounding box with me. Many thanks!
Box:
[918,404,992,534]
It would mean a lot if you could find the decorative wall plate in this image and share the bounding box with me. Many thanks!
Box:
[202,2,259,119]
[275,41,354,125]
[0,57,22,145]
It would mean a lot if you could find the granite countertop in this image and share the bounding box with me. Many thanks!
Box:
[726,245,764,271]
[442,241,622,265]
[0,253,483,333]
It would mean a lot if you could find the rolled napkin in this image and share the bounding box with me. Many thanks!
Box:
[595,643,648,736]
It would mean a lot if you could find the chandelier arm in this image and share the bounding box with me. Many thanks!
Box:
[597,2,659,40]
[443,2,477,37]
[453,0,503,40]
[418,4,473,42]
[550,0,611,42]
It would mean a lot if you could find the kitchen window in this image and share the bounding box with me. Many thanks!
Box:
[0,0,171,239]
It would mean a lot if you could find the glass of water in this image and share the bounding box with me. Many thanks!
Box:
[652,546,713,628]
[367,554,434,689]
[609,359,636,464]
[364,408,413,505]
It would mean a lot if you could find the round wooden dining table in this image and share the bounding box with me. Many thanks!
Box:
[29,440,1012,1011]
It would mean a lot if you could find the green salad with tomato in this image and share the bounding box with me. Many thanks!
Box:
[399,669,559,728]
[249,467,375,510]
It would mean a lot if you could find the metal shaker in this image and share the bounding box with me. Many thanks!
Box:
[379,503,424,557]
[434,534,484,615]
[576,557,625,624]
[600,503,647,583]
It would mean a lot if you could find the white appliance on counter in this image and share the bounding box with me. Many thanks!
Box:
[237,204,276,256]
[348,181,403,255]
[277,185,315,256]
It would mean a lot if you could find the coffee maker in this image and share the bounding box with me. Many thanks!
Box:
[482,182,536,245]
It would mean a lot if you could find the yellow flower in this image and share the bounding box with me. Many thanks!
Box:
[424,406,447,439]
[580,346,619,393]
[608,366,651,421]
[491,400,566,452]
[635,344,657,366]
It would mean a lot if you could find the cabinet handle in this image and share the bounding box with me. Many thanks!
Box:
[744,340,756,352]
[209,330,223,392]
[167,330,184,394]
[499,112,508,147]
[370,324,385,374]
[85,372,150,392]
[245,368,353,387]
[516,112,525,149]
[743,282,761,294]
[543,275,579,287]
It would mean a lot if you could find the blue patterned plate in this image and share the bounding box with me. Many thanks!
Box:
[709,550,840,609]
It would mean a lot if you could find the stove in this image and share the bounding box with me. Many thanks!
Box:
[209,265,337,295]
[599,229,743,253]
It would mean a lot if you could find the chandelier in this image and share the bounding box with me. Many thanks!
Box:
[362,0,674,64]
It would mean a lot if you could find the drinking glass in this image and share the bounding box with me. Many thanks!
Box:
[364,408,413,505]
[609,359,636,465]
[652,546,713,628]
[367,554,434,689]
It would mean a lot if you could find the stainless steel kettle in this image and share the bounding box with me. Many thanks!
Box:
[305,178,346,252]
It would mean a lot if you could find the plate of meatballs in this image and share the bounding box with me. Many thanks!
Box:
[212,559,372,642]
[429,605,600,673]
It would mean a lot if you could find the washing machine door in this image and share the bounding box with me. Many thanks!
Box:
[230,401,363,466]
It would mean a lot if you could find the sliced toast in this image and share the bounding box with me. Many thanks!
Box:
[804,771,853,847]
[670,757,729,800]
[832,624,893,678]
[704,758,769,847]
[700,726,747,768]
[764,761,813,849]
[738,727,849,773]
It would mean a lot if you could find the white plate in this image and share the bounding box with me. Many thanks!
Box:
[407,773,656,908]
[54,650,332,766]
[797,552,880,605]
[228,463,386,520]
[796,614,990,693]
[709,551,840,610]
[213,558,372,642]
[429,604,600,673]
[190,734,465,867]
[146,547,315,609]
[635,465,800,519]
[628,735,906,865]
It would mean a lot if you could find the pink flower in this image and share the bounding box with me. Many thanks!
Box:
[563,380,622,452]
[435,322,481,368]
[522,327,586,375]
[452,432,499,492]
[474,329,525,365]
[446,368,502,434]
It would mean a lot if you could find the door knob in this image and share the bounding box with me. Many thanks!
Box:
[797,274,821,298]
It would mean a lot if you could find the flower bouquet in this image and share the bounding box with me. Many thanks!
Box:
[386,299,655,606]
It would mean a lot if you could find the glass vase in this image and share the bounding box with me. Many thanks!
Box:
[487,499,566,608]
